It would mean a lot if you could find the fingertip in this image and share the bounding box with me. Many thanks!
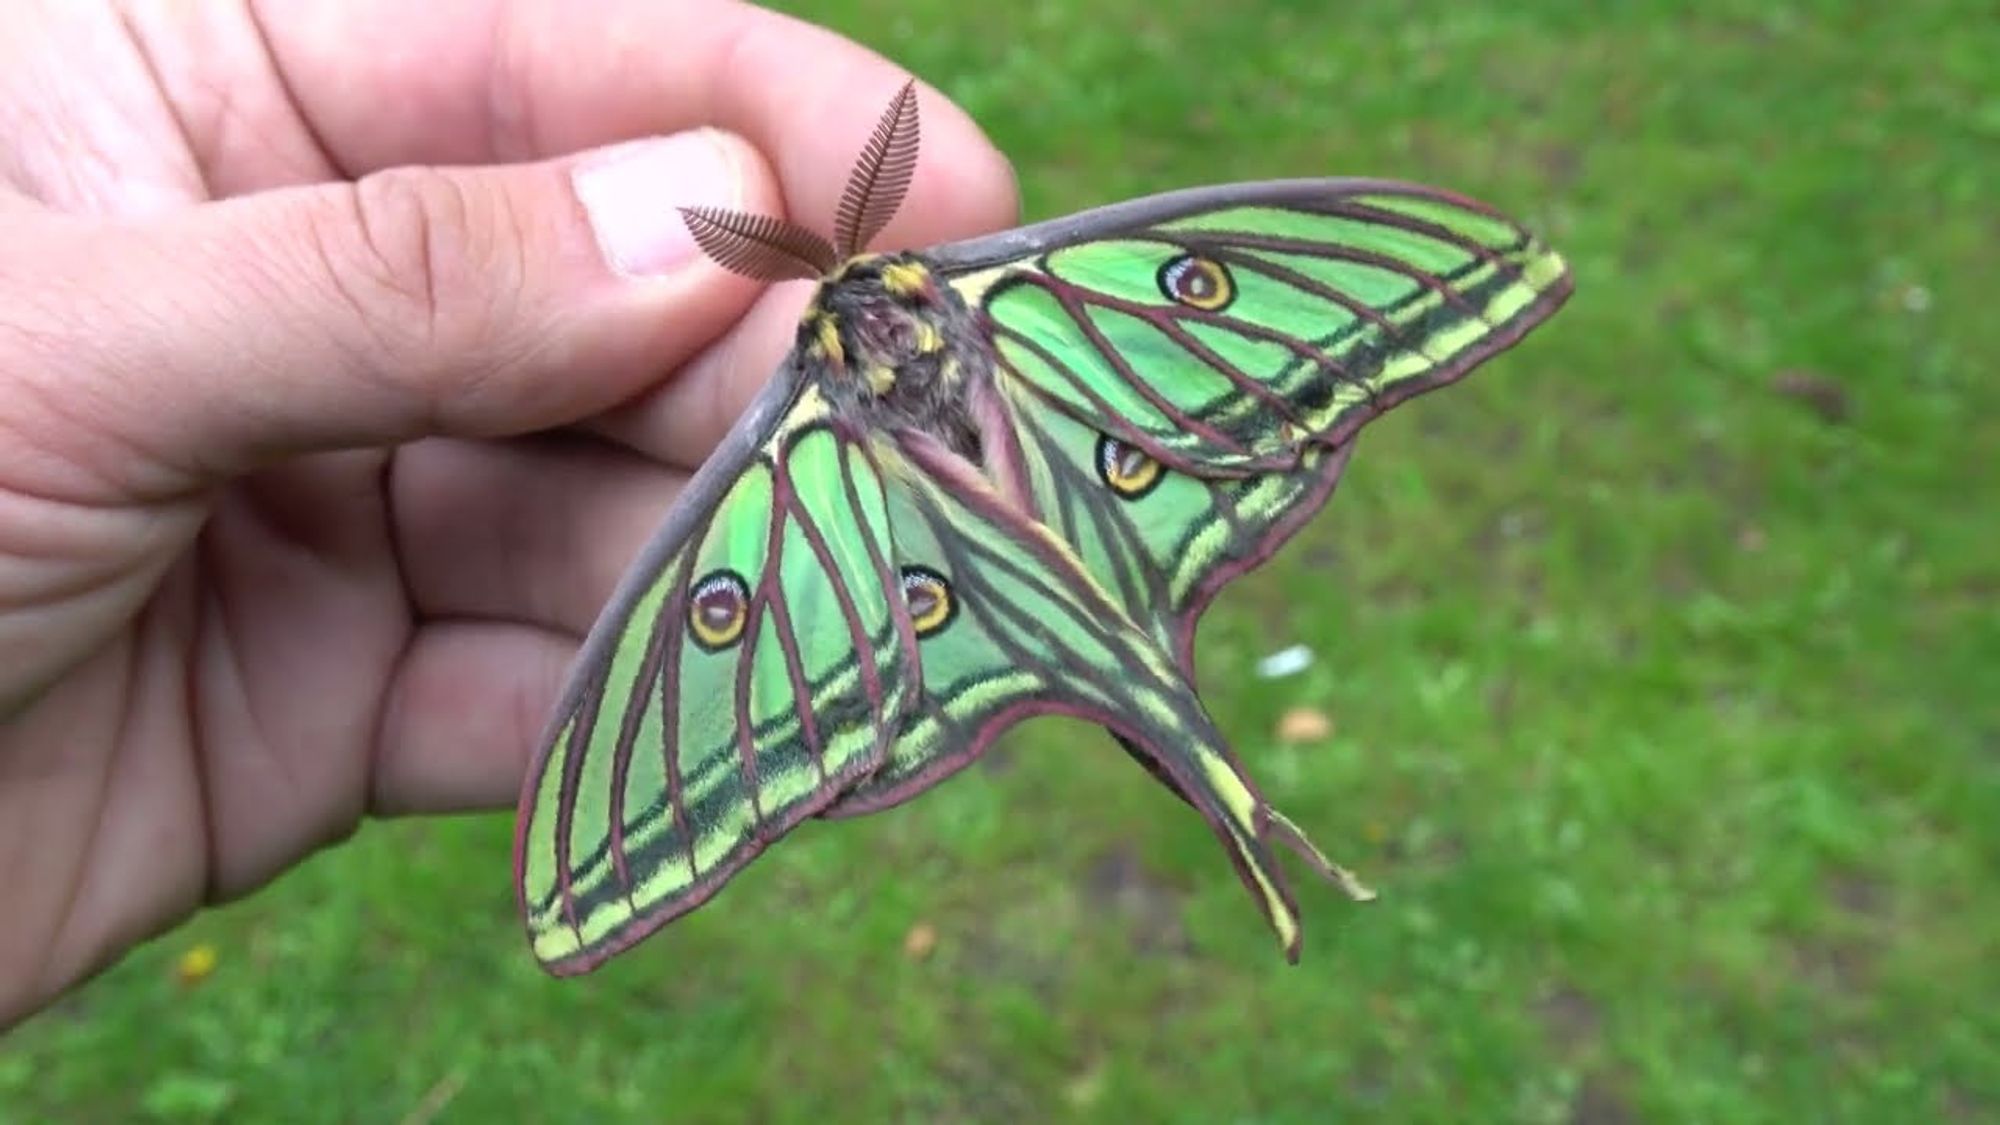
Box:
[711,125,791,221]
[572,126,789,283]
[683,7,1018,252]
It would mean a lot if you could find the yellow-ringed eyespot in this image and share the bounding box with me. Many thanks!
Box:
[1156,253,1235,311]
[687,570,751,651]
[1096,434,1165,500]
[900,566,957,638]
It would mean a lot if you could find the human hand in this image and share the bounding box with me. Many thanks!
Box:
[0,0,1015,1028]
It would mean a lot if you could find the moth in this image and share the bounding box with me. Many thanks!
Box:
[516,81,1572,974]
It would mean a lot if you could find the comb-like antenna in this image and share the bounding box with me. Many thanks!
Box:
[832,79,921,259]
[679,206,838,282]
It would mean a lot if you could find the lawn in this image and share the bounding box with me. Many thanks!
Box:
[6,1,1994,1121]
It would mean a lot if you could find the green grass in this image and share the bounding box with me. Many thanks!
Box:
[8,1,1996,1120]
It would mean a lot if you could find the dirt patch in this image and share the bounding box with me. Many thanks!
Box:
[1537,982,1605,1054]
[1344,1044,1394,1107]
[955,917,1065,1003]
[1791,934,1877,995]
[1770,369,1852,424]
[1943,1082,1991,1122]
[1486,675,1518,727]
[1790,868,1891,995]
[1825,869,1888,920]
[919,1051,1040,1122]
[1538,143,1585,189]
[1083,844,1192,957]
[1471,505,1550,559]
[1569,1072,1638,1125]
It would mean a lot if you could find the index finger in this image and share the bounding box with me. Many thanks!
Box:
[263,0,1019,251]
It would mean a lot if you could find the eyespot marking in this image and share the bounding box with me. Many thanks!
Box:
[688,570,751,651]
[900,566,957,638]
[1157,254,1235,311]
[1096,434,1164,500]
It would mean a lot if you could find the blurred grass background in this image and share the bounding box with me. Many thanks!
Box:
[6,1,1995,1121]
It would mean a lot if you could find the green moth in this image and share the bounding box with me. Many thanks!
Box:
[516,81,1573,973]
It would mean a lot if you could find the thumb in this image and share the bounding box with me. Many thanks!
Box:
[5,128,778,497]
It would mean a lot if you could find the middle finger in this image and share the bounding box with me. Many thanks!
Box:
[391,433,688,636]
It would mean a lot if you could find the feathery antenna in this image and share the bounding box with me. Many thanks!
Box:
[833,79,921,259]
[678,206,837,281]
[680,80,922,281]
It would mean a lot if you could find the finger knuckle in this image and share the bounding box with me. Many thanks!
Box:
[317,168,527,374]
[334,168,462,349]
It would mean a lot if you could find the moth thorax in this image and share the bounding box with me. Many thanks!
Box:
[847,300,949,398]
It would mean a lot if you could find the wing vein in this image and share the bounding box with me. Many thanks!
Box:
[604,605,671,894]
[993,322,1218,472]
[663,541,701,883]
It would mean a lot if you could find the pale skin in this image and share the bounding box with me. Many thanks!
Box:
[0,0,1017,1029]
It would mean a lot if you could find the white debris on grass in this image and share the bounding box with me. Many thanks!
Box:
[1254,644,1314,680]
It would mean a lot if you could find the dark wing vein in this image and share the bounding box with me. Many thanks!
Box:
[993,321,1208,471]
[1160,228,1489,317]
[1041,284,1254,453]
[603,600,671,893]
[661,548,700,882]
[1299,198,1530,274]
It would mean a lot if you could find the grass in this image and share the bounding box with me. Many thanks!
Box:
[7,1,1996,1120]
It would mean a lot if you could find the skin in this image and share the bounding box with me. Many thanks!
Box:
[0,0,1017,1029]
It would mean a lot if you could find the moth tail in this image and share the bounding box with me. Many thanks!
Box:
[1263,805,1377,903]
[1112,717,1370,962]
